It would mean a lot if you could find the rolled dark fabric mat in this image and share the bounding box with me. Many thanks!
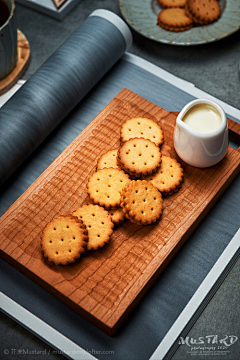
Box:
[0,10,132,186]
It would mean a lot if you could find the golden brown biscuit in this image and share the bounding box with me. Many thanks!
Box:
[41,215,88,265]
[118,138,162,179]
[73,204,114,251]
[158,0,187,8]
[120,117,164,146]
[185,0,221,25]
[108,208,125,226]
[120,180,163,225]
[145,156,183,196]
[97,149,119,170]
[87,168,130,209]
[157,8,193,31]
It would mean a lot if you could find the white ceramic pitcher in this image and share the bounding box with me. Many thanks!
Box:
[173,99,228,168]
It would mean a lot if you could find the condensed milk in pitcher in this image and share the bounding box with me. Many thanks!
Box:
[173,99,228,168]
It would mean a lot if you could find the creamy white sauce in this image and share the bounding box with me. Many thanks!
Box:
[182,104,222,133]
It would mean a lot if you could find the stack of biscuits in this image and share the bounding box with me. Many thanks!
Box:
[41,117,184,265]
[157,0,221,32]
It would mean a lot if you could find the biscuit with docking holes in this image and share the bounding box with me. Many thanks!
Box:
[120,117,164,146]
[87,168,130,209]
[145,156,183,196]
[73,204,114,251]
[97,149,120,170]
[120,180,163,225]
[185,0,221,25]
[41,215,88,265]
[118,138,162,179]
[108,207,125,226]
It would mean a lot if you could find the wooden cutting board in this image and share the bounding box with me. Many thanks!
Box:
[1,89,240,336]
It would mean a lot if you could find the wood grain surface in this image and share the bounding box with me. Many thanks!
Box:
[0,30,30,95]
[0,89,240,336]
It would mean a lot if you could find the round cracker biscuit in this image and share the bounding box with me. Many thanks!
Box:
[41,215,88,265]
[97,149,119,170]
[145,156,183,196]
[73,204,114,251]
[185,0,221,25]
[118,138,162,178]
[120,180,163,225]
[120,117,164,146]
[87,168,130,209]
[108,207,125,226]
[157,8,193,31]
[158,0,187,8]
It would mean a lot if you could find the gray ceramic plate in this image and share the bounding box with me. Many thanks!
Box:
[118,0,240,46]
